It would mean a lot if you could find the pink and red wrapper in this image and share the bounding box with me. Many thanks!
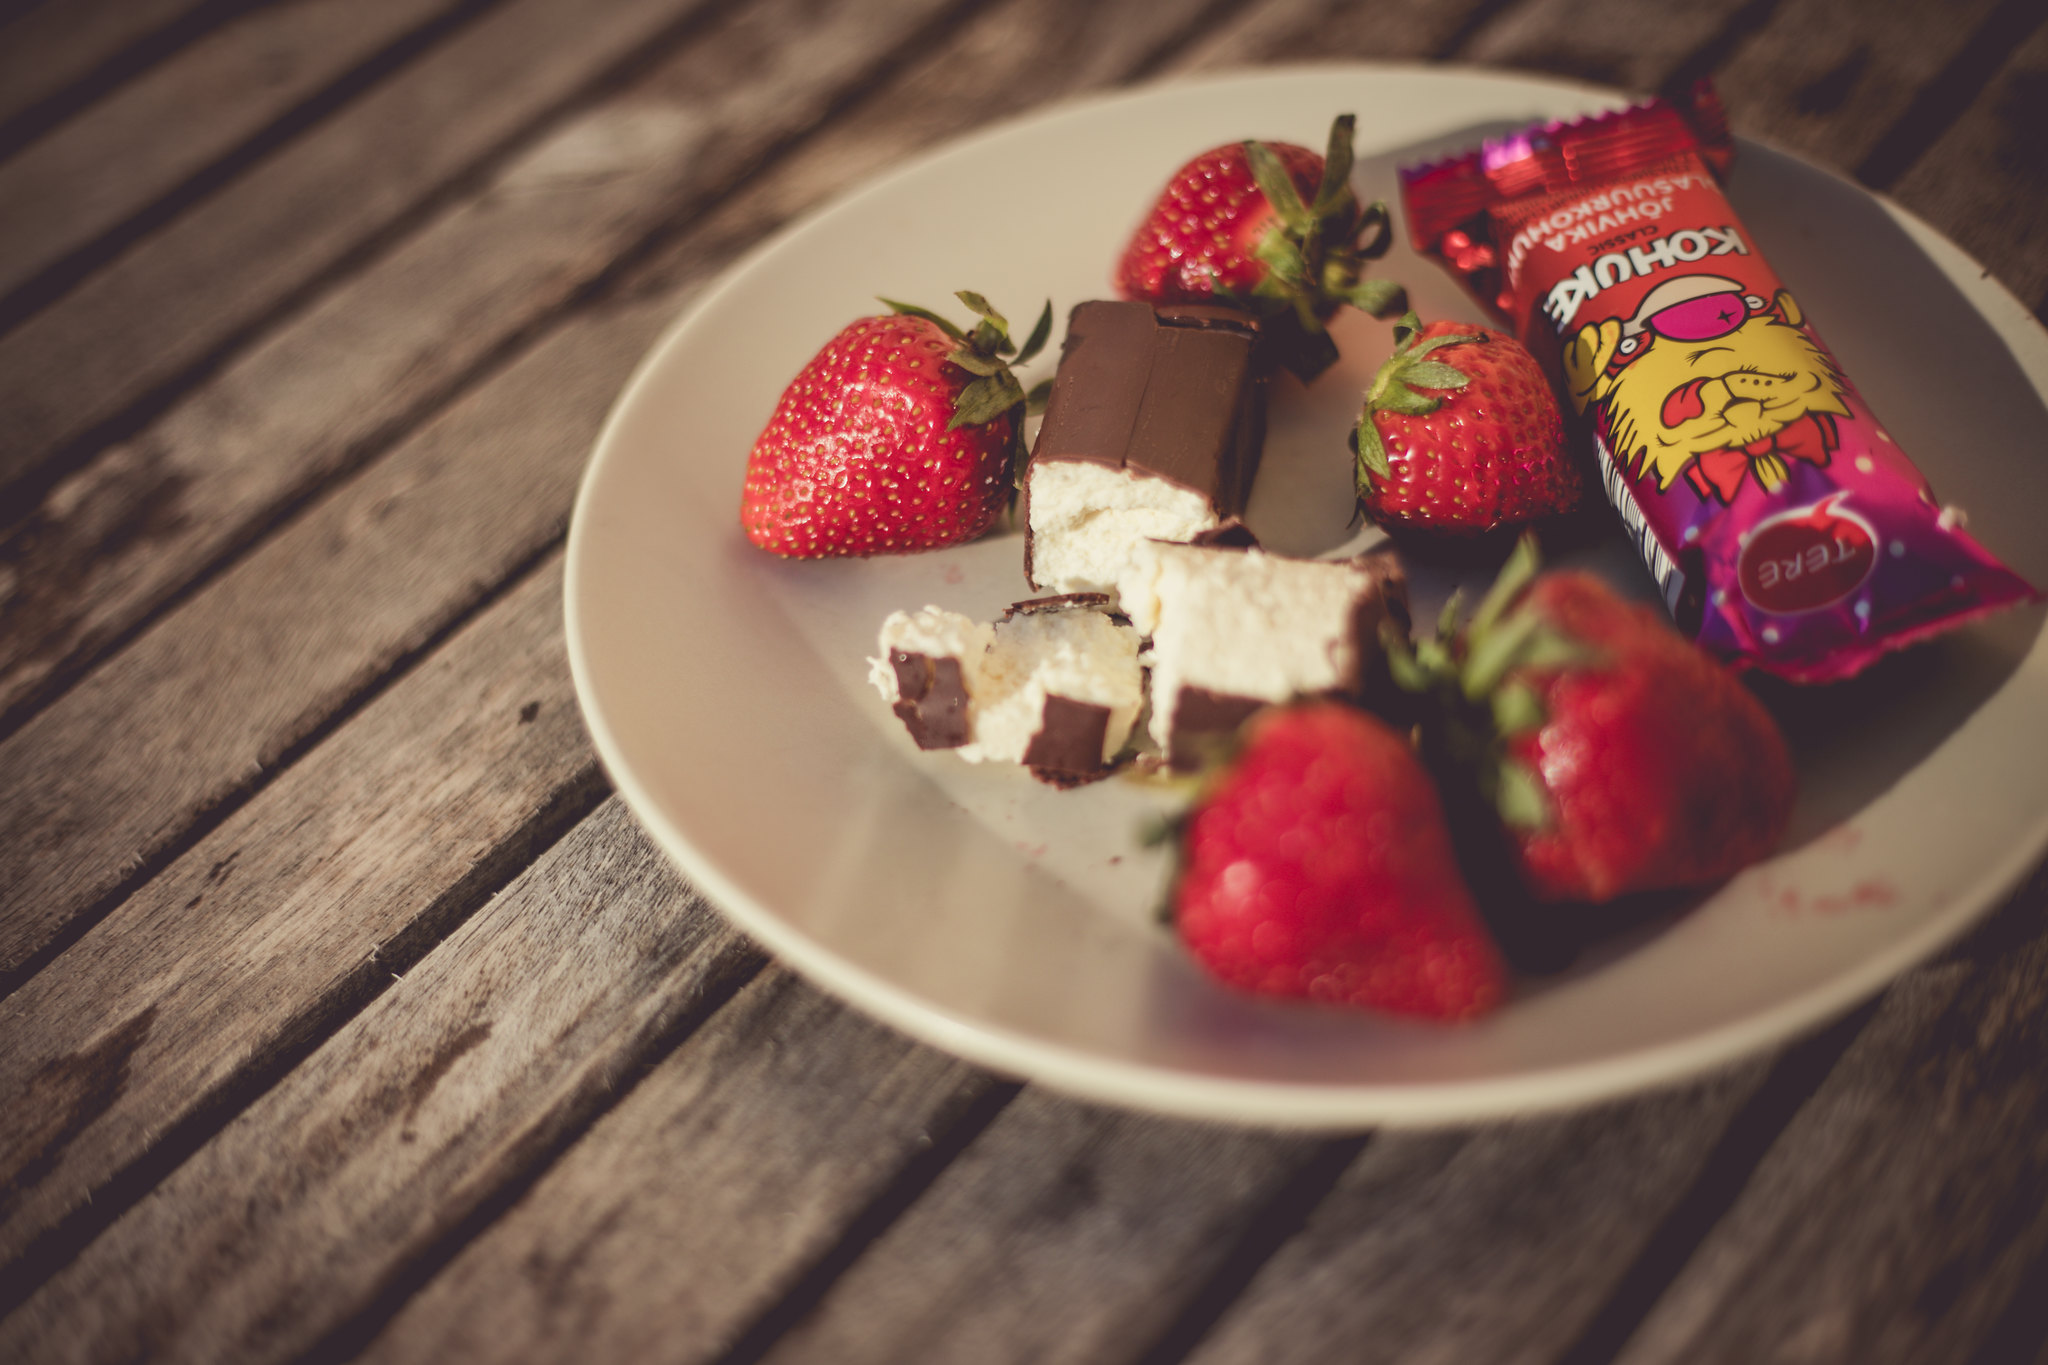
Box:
[1400,83,2037,683]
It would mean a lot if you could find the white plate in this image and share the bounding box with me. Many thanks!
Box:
[565,64,2048,1127]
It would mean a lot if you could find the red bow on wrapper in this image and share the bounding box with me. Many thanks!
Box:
[1684,412,1839,504]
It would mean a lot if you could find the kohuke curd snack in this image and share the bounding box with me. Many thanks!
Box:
[1400,83,2038,683]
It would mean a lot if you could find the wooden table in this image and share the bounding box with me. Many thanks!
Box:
[4,1,2047,1361]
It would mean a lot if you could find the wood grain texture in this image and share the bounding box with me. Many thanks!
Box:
[1612,867,2048,1365]
[618,0,1282,305]
[1174,0,1515,69]
[6,4,2048,1364]
[2,799,766,1365]
[0,560,596,1280]
[1885,17,2048,313]
[1459,0,1765,93]
[359,971,990,1365]
[756,1093,1320,1365]
[1160,1068,1764,1365]
[0,0,955,734]
[1708,0,2006,176]
[0,0,460,311]
[0,276,673,979]
[0,0,1213,1274]
[0,0,237,135]
[0,0,712,494]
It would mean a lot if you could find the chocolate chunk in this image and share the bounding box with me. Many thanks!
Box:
[1000,592,1116,620]
[1022,694,1114,780]
[1166,687,1266,770]
[888,651,971,749]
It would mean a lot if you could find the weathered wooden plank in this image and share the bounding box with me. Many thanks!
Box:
[0,0,713,497]
[1708,0,2007,176]
[1163,1068,1769,1365]
[0,558,599,1286]
[0,0,234,138]
[0,0,1219,1270]
[0,0,463,316]
[0,274,671,984]
[1174,0,1516,70]
[1458,0,1766,94]
[0,0,956,736]
[1609,866,2048,1365]
[1885,18,2048,313]
[751,1094,1321,1365]
[357,971,993,1365]
[0,799,770,1365]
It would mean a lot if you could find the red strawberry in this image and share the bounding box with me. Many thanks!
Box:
[1390,537,1795,903]
[1114,114,1405,381]
[1354,314,1582,536]
[740,293,1050,557]
[1169,702,1506,1021]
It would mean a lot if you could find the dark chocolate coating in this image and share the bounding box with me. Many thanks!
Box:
[889,651,971,749]
[1023,301,1268,587]
[1185,518,1260,551]
[1165,687,1267,770]
[1022,694,1113,779]
[1000,592,1115,620]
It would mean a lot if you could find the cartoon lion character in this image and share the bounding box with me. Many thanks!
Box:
[1561,275,1851,504]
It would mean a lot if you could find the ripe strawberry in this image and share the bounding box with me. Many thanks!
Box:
[740,292,1050,557]
[1390,537,1795,903]
[1354,314,1582,536]
[1169,702,1506,1021]
[1114,114,1405,381]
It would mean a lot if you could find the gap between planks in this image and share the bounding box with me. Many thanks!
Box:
[0,0,265,162]
[8,0,2039,1358]
[0,0,986,982]
[0,0,985,749]
[0,0,1260,1323]
[0,0,509,338]
[0,0,754,521]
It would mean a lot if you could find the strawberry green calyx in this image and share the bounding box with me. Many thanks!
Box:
[881,292,1053,479]
[1242,114,1407,381]
[1353,311,1488,489]
[882,292,1053,426]
[1382,534,1593,830]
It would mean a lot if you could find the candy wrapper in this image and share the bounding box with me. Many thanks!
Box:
[1401,83,2038,683]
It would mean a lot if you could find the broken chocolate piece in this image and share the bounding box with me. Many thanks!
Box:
[1001,592,1119,622]
[867,600,1143,783]
[1163,687,1267,770]
[1023,301,1268,596]
[1022,694,1115,780]
[889,652,972,749]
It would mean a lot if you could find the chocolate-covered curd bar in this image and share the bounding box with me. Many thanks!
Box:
[1023,301,1267,596]
[1117,542,1407,766]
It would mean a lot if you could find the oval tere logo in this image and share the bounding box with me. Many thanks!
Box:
[1737,493,1877,614]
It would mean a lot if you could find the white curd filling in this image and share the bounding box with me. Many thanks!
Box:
[1027,461,1219,597]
